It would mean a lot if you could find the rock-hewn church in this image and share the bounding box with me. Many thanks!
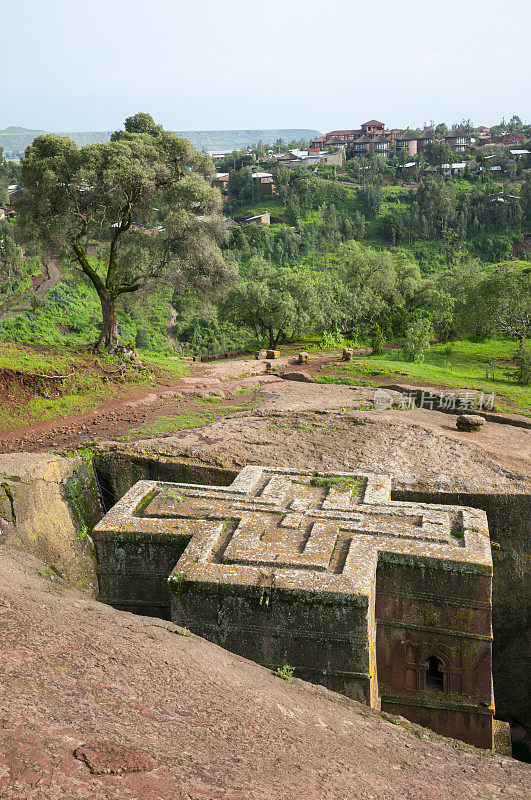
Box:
[93,466,497,749]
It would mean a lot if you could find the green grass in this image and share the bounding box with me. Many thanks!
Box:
[314,375,377,387]
[0,342,82,373]
[0,341,191,432]
[232,198,286,220]
[0,343,115,429]
[213,404,248,413]
[121,411,216,440]
[140,353,191,377]
[318,340,531,413]
[310,475,359,492]
[234,384,259,394]
[0,341,191,382]
[120,395,262,441]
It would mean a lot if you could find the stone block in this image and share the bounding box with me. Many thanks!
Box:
[298,352,310,364]
[255,350,268,360]
[266,350,280,359]
[343,348,354,361]
[457,414,485,432]
[280,371,315,383]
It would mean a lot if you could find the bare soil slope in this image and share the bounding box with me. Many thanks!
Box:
[1,546,529,800]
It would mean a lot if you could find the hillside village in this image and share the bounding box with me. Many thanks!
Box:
[209,117,530,223]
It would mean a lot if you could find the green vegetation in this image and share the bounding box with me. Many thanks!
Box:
[0,341,189,431]
[319,340,531,412]
[234,384,259,394]
[310,475,359,493]
[0,127,319,160]
[222,257,334,349]
[175,626,193,637]
[36,566,55,580]
[0,276,176,352]
[121,411,216,440]
[2,114,530,427]
[274,664,295,680]
[403,317,433,362]
[16,113,234,351]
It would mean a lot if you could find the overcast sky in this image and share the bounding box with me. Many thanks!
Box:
[2,0,530,133]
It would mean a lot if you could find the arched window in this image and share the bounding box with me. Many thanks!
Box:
[426,656,444,691]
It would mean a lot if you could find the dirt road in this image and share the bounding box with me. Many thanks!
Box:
[0,353,529,482]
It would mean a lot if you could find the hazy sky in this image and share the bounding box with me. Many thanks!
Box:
[2,0,530,132]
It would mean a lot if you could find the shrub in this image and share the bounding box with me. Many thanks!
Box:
[135,329,151,350]
[319,329,343,349]
[274,664,295,680]
[402,318,433,363]
[369,324,385,356]
[505,347,531,385]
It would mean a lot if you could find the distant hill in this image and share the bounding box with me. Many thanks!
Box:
[173,129,320,151]
[0,128,113,158]
[0,127,320,159]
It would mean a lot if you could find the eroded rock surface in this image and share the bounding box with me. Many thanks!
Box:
[1,546,529,800]
[0,452,101,595]
[95,409,528,499]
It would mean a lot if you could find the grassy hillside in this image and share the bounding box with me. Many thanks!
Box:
[0,341,190,431]
[0,250,175,353]
[229,173,526,271]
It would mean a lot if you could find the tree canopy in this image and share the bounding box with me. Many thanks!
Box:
[16,114,235,350]
[222,257,334,348]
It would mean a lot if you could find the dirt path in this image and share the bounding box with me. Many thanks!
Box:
[0,252,61,320]
[0,354,296,453]
[0,353,529,481]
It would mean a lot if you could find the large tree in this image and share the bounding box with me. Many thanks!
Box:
[222,257,334,349]
[16,114,234,351]
[332,241,421,334]
[423,141,453,168]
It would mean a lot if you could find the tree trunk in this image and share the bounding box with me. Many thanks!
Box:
[273,329,283,348]
[95,292,118,352]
